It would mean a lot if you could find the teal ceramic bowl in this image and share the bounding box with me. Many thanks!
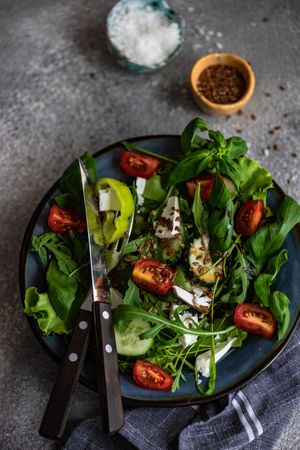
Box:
[19,136,300,406]
[106,0,185,73]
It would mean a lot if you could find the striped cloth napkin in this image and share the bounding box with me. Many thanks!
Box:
[63,325,300,450]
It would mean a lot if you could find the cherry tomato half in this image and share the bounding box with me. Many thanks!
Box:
[132,258,175,296]
[119,151,160,179]
[234,303,277,339]
[133,359,173,391]
[186,174,221,202]
[235,199,264,237]
[48,205,86,235]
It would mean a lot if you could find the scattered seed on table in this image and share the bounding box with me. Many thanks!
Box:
[250,114,257,120]
[262,17,269,22]
[268,129,274,134]
[274,125,281,131]
[292,153,298,158]
[279,84,287,91]
[264,92,272,97]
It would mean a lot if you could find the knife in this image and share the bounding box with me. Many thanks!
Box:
[78,159,124,435]
[39,290,92,440]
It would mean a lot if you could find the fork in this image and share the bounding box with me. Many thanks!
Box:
[39,209,135,440]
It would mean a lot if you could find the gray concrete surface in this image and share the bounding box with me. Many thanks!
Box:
[0,0,299,448]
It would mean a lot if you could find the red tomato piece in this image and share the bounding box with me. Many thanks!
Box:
[119,151,160,179]
[235,199,264,237]
[234,303,277,339]
[132,258,175,296]
[133,359,173,391]
[186,174,221,202]
[48,205,86,235]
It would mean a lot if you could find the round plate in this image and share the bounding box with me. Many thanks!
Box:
[19,135,300,406]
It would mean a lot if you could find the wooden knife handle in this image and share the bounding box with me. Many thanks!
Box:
[39,309,92,440]
[93,301,124,435]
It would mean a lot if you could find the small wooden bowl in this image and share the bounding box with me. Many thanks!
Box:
[190,53,255,115]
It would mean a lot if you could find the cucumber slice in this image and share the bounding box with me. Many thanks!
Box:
[114,318,153,356]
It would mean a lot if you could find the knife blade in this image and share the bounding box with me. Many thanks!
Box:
[39,291,92,440]
[78,159,124,435]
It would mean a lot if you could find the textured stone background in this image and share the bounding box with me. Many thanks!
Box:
[0,0,299,448]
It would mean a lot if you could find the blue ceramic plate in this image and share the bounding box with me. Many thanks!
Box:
[19,136,300,406]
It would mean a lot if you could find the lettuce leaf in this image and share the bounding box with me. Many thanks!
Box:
[24,287,71,335]
[237,156,273,202]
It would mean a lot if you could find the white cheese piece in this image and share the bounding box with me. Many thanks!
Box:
[170,304,199,349]
[173,285,212,311]
[99,188,120,211]
[136,177,147,206]
[196,337,237,378]
[172,286,194,305]
[154,196,181,239]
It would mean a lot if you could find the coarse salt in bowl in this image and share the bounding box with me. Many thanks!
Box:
[106,0,185,73]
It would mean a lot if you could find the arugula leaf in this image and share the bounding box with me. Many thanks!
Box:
[220,248,253,304]
[192,184,208,234]
[237,156,273,202]
[180,117,209,154]
[113,304,236,337]
[122,141,178,164]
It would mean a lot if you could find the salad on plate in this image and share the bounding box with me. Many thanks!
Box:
[24,118,300,395]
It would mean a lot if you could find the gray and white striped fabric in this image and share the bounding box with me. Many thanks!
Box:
[63,325,300,450]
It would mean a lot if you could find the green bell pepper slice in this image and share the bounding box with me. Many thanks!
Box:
[96,177,134,244]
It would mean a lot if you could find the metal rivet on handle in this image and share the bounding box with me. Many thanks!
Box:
[79,320,88,330]
[102,311,110,320]
[105,344,112,353]
[68,352,78,362]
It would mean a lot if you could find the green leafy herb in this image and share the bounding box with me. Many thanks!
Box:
[192,184,208,234]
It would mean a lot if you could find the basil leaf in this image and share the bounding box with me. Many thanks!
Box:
[270,291,290,340]
[208,177,234,253]
[254,249,288,307]
[226,136,248,159]
[208,130,226,148]
[180,117,209,154]
[59,152,96,215]
[246,196,300,272]
[192,184,208,234]
[167,150,212,187]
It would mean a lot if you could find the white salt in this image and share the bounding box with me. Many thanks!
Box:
[108,7,181,67]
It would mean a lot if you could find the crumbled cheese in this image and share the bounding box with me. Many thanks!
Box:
[196,338,237,378]
[136,177,147,206]
[99,188,120,211]
[170,304,199,349]
[108,7,181,67]
[172,285,212,312]
[154,196,181,238]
